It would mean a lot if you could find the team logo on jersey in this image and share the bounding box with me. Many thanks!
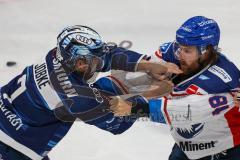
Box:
[175,123,205,139]
[199,75,210,80]
[208,65,232,83]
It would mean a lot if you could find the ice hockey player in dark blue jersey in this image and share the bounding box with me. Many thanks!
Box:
[110,16,240,160]
[0,25,182,160]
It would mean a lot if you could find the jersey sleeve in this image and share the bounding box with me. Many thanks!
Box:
[101,47,147,72]
[92,77,147,135]
[207,54,240,92]
[223,60,240,90]
[154,42,180,65]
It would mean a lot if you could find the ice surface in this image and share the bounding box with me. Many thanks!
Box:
[0,0,239,159]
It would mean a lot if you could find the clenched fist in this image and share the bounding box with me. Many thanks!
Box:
[109,97,133,116]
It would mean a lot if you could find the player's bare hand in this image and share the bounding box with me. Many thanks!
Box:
[137,60,182,80]
[109,97,133,116]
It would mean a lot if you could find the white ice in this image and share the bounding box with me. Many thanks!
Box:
[0,0,239,159]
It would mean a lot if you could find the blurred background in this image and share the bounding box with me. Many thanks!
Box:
[0,0,239,159]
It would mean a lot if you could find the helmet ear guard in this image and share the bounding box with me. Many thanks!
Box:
[197,45,207,55]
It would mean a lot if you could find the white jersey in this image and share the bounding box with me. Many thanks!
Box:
[149,93,240,159]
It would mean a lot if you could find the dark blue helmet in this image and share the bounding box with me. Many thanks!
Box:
[176,16,220,54]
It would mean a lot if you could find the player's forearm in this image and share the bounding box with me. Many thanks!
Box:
[137,59,166,72]
[137,60,182,80]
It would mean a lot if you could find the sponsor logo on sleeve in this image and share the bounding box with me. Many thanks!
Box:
[208,65,232,83]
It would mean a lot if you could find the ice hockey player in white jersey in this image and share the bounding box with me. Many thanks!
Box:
[111,92,240,159]
[110,16,240,160]
[0,25,182,160]
[148,93,240,160]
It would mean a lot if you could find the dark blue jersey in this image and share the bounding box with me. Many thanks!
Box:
[0,47,147,160]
